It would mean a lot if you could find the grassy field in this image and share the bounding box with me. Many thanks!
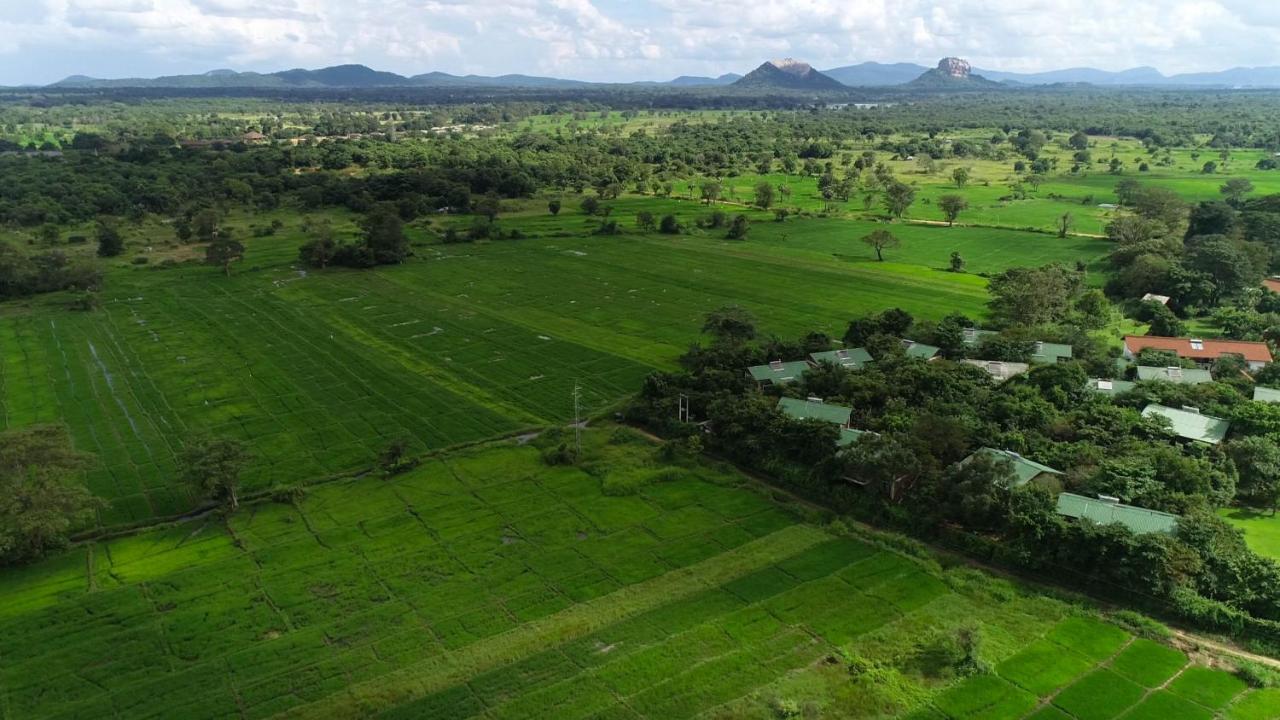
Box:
[0,192,1093,527]
[1219,508,1280,561]
[0,426,1268,720]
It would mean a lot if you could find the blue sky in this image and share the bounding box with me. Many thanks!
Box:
[2,1,1279,85]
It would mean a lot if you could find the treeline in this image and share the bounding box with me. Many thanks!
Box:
[629,306,1280,648]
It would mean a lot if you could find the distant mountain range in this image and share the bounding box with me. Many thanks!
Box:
[42,60,1280,91]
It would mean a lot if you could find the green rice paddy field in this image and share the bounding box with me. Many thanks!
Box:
[1,428,1272,720]
[0,197,1110,527]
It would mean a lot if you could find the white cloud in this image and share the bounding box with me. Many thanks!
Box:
[2,0,1279,84]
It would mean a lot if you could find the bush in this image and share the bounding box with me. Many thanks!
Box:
[131,256,149,265]
[1109,610,1172,640]
[659,214,680,234]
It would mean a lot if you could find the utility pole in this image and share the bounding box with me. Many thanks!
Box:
[678,393,689,423]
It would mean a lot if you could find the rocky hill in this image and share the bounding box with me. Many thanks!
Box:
[732,59,845,90]
[905,58,1004,90]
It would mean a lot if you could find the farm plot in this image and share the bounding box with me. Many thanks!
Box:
[2,427,1267,720]
[1,213,993,527]
[925,613,1270,720]
[0,429,921,720]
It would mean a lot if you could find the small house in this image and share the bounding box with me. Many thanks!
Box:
[1142,404,1230,445]
[809,347,873,370]
[1135,365,1213,385]
[748,359,811,387]
[1085,378,1136,396]
[1055,493,1179,535]
[1141,293,1171,305]
[777,397,852,428]
[1265,277,1280,295]
[1029,341,1073,364]
[1123,335,1272,371]
[963,359,1030,383]
[1254,386,1280,403]
[901,339,940,361]
[961,448,1062,489]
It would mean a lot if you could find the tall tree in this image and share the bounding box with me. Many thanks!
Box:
[938,195,968,226]
[95,219,124,258]
[0,425,100,565]
[1056,212,1074,238]
[753,182,775,210]
[702,305,756,344]
[362,203,409,265]
[179,436,250,511]
[861,229,900,262]
[988,264,1083,326]
[1229,437,1280,514]
[298,221,337,269]
[1220,178,1255,207]
[883,181,916,220]
[952,167,970,189]
[205,228,245,277]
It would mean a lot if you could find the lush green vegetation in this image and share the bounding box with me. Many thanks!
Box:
[9,89,1280,717]
[0,426,1271,720]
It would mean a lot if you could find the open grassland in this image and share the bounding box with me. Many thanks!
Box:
[1219,509,1280,561]
[1,428,1268,720]
[0,194,1075,527]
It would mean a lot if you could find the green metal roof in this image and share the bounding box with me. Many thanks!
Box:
[1254,386,1280,403]
[901,339,940,360]
[1055,493,1180,535]
[748,360,810,384]
[1030,341,1074,364]
[810,347,873,369]
[777,397,851,426]
[837,428,871,447]
[1085,378,1136,395]
[1136,366,1214,384]
[1142,404,1230,444]
[963,448,1062,488]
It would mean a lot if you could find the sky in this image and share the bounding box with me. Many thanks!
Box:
[2,0,1280,85]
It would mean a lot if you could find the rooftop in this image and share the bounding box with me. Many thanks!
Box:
[1030,341,1074,364]
[1135,365,1214,385]
[1123,335,1272,364]
[747,359,810,384]
[777,397,852,426]
[810,347,873,369]
[1056,493,1180,535]
[1254,386,1280,403]
[837,427,873,447]
[963,448,1062,488]
[1142,404,1230,444]
[963,359,1030,383]
[1085,378,1136,395]
[901,339,940,360]
[1141,293,1171,305]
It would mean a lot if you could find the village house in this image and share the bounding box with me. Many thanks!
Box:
[1123,335,1273,371]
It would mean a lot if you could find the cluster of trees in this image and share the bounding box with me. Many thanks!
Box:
[0,423,252,567]
[0,242,101,301]
[630,306,1280,641]
[1105,181,1274,308]
[298,204,410,269]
